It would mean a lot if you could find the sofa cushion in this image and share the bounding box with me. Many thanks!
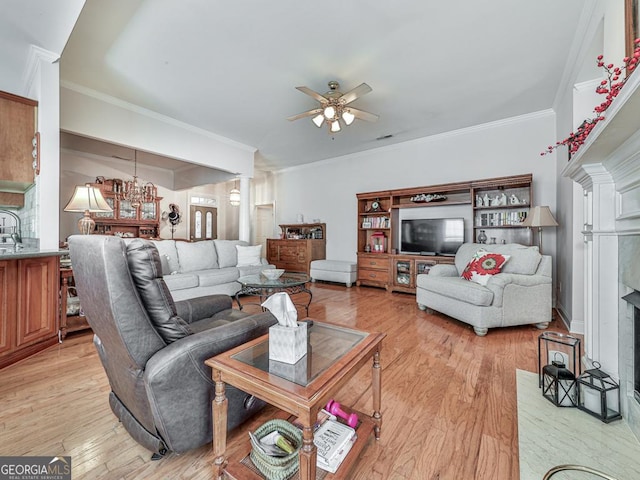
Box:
[236,244,262,266]
[198,267,240,287]
[417,275,494,307]
[492,244,542,275]
[151,239,180,275]
[126,239,192,343]
[214,240,248,268]
[176,240,218,272]
[461,249,510,286]
[163,272,200,291]
[454,243,541,276]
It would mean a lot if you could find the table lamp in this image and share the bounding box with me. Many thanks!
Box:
[522,206,558,254]
[64,185,113,234]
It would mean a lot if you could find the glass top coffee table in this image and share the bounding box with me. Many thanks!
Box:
[205,320,385,480]
[235,272,312,315]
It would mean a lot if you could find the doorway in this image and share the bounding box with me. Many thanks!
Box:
[254,203,275,253]
[189,205,217,241]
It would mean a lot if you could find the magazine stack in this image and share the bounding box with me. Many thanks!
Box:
[313,419,357,474]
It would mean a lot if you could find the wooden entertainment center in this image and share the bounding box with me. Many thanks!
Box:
[356,174,533,293]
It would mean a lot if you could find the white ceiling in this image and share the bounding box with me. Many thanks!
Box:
[3,0,591,173]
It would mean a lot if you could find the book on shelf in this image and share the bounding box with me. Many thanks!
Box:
[313,419,357,473]
[317,431,357,473]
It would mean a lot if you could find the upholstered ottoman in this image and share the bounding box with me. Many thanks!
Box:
[310,260,357,287]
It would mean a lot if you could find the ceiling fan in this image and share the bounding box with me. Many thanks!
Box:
[287,81,379,133]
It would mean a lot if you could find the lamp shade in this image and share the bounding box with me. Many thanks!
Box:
[64,185,112,235]
[64,185,112,213]
[522,206,558,228]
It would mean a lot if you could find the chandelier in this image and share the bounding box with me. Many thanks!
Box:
[120,150,156,208]
[229,179,240,206]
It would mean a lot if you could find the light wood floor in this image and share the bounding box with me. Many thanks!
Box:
[0,283,567,479]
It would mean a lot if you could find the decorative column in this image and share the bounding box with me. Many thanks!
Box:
[238,175,251,243]
[577,164,619,379]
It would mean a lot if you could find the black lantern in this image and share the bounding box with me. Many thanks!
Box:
[576,362,622,423]
[538,331,580,388]
[542,358,577,407]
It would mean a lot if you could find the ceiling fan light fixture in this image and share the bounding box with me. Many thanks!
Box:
[342,109,355,125]
[330,120,341,133]
[312,114,325,127]
[323,105,336,120]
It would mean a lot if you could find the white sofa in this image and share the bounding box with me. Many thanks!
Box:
[416,243,552,336]
[151,239,274,301]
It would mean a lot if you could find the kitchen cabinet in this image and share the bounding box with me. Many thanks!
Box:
[0,255,60,369]
[0,90,38,207]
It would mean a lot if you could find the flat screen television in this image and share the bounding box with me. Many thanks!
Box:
[400,218,465,256]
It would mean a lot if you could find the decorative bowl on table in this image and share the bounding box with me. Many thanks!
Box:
[262,269,285,280]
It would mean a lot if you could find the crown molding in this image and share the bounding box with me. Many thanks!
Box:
[60,80,257,154]
[22,45,60,98]
[275,109,555,174]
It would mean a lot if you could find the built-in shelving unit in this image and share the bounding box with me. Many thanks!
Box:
[356,174,533,293]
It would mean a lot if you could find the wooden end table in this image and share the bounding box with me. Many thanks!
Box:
[204,320,385,480]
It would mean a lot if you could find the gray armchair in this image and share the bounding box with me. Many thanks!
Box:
[68,235,277,457]
[416,243,552,336]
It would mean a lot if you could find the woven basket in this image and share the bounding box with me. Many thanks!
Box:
[250,419,302,480]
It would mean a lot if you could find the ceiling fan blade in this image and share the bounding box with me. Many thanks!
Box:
[346,107,379,122]
[295,86,328,103]
[287,108,323,122]
[340,83,372,104]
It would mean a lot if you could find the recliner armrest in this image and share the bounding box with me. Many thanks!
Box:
[175,294,234,324]
[145,311,277,385]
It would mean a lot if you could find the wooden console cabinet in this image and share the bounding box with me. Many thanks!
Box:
[267,223,326,274]
[390,254,455,294]
[0,255,60,369]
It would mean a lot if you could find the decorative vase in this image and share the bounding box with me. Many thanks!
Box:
[477,230,487,244]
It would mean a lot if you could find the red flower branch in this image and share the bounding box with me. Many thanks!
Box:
[542,38,640,157]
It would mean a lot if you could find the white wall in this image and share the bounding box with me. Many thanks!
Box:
[272,112,558,268]
[60,84,257,177]
[553,0,626,332]
[23,48,63,250]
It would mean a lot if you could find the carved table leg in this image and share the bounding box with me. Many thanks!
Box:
[298,420,317,480]
[212,369,228,480]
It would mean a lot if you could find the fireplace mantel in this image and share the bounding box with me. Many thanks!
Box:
[562,68,640,441]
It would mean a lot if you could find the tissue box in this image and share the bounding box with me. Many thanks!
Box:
[269,322,308,364]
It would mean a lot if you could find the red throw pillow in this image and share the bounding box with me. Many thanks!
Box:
[461,249,510,285]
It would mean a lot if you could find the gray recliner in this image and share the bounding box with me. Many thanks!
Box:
[68,235,277,456]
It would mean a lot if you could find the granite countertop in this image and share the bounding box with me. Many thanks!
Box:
[0,248,68,260]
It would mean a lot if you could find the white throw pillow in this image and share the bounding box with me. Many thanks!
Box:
[236,245,262,266]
